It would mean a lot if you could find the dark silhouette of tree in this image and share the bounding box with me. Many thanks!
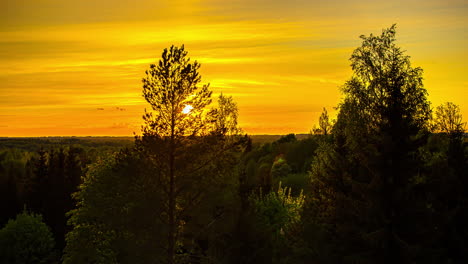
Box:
[275,133,297,144]
[139,44,215,264]
[433,102,466,134]
[307,25,432,263]
[0,155,20,226]
[63,45,244,264]
[27,148,48,214]
[319,107,332,135]
[435,103,468,262]
[20,148,84,252]
[46,149,67,250]
[216,93,242,136]
[64,46,246,263]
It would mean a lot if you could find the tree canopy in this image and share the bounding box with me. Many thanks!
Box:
[0,210,58,264]
[308,24,434,264]
[433,102,466,134]
[65,45,245,264]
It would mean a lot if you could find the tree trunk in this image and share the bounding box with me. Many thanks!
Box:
[168,111,176,264]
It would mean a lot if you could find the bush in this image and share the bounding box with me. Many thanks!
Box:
[0,210,58,264]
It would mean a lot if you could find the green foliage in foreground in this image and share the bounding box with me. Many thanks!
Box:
[0,210,58,264]
[250,182,305,238]
[63,149,164,264]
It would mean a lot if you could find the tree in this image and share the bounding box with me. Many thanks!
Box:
[433,102,466,176]
[22,148,84,251]
[64,45,244,264]
[271,156,291,179]
[0,210,58,264]
[239,182,305,264]
[419,130,468,263]
[64,149,164,264]
[138,45,244,264]
[318,107,332,135]
[0,150,22,226]
[433,102,466,134]
[139,44,212,264]
[431,102,468,262]
[275,133,297,144]
[307,25,432,263]
[216,93,242,136]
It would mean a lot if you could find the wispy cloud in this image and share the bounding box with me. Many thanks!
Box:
[0,0,467,135]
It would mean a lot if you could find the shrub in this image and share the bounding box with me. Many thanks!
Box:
[0,210,58,264]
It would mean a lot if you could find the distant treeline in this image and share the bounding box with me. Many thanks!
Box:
[0,134,311,150]
[0,137,134,152]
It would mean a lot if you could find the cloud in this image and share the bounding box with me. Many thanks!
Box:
[0,0,467,135]
[109,122,132,129]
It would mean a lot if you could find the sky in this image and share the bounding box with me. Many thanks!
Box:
[0,0,467,136]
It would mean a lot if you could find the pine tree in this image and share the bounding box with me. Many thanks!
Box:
[318,107,332,135]
[137,45,244,263]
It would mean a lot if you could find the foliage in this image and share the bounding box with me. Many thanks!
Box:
[140,44,247,264]
[274,134,297,144]
[141,45,214,137]
[307,24,433,263]
[271,156,292,179]
[68,45,244,264]
[433,102,466,134]
[318,108,333,135]
[239,182,305,264]
[251,182,305,233]
[0,137,133,153]
[0,149,26,226]
[0,210,58,264]
[216,93,242,136]
[278,173,309,196]
[240,134,321,201]
[64,149,164,264]
[0,146,86,253]
[140,45,216,264]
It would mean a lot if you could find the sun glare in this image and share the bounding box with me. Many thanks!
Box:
[182,104,193,114]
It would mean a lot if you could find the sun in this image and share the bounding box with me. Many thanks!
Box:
[182,104,193,114]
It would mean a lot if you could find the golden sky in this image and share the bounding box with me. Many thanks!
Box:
[1,0,467,136]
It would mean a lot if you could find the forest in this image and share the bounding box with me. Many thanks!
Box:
[0,25,467,264]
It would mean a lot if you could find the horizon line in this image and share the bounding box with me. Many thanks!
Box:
[0,133,312,138]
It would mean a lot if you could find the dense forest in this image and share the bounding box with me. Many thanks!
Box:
[1,25,467,264]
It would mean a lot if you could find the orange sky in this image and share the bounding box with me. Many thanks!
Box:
[1,0,467,136]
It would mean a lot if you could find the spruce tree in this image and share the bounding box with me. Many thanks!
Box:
[137,45,244,264]
[308,25,432,263]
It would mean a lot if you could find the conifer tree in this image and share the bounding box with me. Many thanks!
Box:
[137,45,244,264]
[308,25,432,263]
